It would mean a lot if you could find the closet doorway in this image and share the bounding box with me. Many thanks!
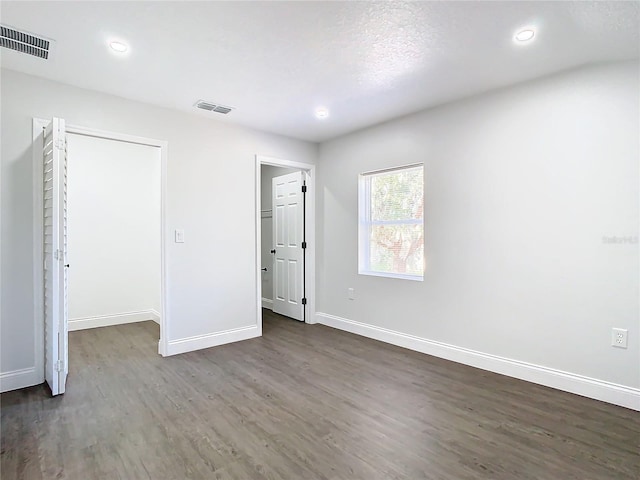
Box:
[66,134,161,331]
[32,118,168,395]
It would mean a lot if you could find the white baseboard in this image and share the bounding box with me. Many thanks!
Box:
[150,309,161,324]
[316,312,640,411]
[69,310,158,331]
[165,325,260,356]
[261,298,273,310]
[158,339,167,357]
[0,367,42,393]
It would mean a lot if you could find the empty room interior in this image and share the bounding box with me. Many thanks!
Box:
[0,1,638,479]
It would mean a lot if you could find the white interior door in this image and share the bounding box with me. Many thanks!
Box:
[272,171,305,321]
[43,117,68,395]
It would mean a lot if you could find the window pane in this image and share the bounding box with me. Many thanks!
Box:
[371,167,423,222]
[369,223,424,276]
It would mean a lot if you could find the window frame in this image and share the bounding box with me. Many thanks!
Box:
[358,163,425,281]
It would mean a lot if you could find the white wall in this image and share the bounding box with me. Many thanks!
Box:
[316,62,639,406]
[0,69,317,389]
[260,165,297,303]
[67,134,161,328]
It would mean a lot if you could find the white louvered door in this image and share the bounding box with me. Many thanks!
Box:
[271,171,304,321]
[43,118,68,396]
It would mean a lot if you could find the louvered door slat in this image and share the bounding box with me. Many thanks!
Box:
[43,117,68,396]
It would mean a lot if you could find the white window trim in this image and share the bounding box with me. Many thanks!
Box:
[358,163,424,281]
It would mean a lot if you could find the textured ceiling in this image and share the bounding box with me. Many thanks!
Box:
[1,1,638,142]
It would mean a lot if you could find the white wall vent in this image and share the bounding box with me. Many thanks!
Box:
[194,100,234,114]
[0,25,51,59]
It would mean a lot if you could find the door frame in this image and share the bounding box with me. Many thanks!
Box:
[32,119,170,374]
[255,155,316,333]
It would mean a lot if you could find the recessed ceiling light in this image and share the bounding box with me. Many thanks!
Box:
[109,41,128,53]
[315,107,329,119]
[514,29,535,43]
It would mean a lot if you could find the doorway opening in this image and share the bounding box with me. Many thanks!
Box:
[33,118,168,395]
[255,155,315,334]
[66,133,161,332]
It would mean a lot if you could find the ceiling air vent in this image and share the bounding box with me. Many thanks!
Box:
[0,25,51,59]
[195,100,234,115]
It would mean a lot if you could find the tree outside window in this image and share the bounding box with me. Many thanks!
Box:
[359,164,424,280]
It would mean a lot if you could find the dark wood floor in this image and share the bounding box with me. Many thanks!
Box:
[1,310,638,479]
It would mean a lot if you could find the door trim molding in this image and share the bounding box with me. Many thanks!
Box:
[255,155,316,334]
[32,119,170,391]
[31,118,49,389]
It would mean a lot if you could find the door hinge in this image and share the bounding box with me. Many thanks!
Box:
[55,360,64,372]
[301,297,307,305]
[302,241,307,249]
[54,249,63,260]
[301,185,307,193]
[54,138,65,150]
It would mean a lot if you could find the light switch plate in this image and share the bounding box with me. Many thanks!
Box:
[175,229,185,243]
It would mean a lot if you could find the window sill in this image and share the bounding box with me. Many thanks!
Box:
[358,270,424,282]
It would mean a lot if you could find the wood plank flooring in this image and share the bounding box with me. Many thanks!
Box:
[1,310,638,479]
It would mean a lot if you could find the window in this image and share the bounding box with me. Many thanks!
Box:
[358,164,424,280]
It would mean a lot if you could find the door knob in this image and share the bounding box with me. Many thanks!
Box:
[64,264,70,268]
[261,268,267,272]
[270,249,276,254]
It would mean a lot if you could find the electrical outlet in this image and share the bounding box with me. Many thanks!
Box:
[348,288,355,300]
[611,328,628,349]
[175,229,185,243]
